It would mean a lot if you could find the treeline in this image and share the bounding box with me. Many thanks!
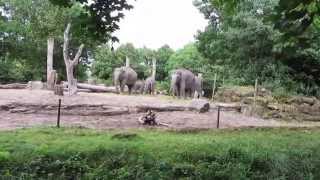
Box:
[91,43,212,93]
[1,0,320,97]
[194,0,320,96]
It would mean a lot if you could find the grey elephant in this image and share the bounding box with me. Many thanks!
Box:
[133,80,145,94]
[170,69,196,98]
[113,67,138,94]
[144,77,156,95]
[194,73,203,99]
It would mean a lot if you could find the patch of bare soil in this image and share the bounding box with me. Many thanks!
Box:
[0,89,320,130]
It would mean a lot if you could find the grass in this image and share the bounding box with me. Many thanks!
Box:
[0,127,320,179]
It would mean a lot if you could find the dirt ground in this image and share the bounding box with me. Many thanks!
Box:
[1,89,320,130]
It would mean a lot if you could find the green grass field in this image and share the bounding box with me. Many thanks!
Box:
[0,127,320,179]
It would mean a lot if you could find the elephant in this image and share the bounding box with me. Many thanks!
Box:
[170,69,196,98]
[144,77,156,95]
[194,74,203,99]
[113,67,138,94]
[133,80,145,94]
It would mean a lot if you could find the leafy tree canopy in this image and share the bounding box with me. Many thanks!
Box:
[273,0,320,36]
[49,0,134,43]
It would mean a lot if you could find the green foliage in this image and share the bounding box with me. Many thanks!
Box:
[0,0,90,83]
[91,43,175,83]
[0,128,320,179]
[155,45,174,81]
[195,0,320,96]
[91,45,121,81]
[273,0,320,36]
[49,0,134,43]
[167,43,216,94]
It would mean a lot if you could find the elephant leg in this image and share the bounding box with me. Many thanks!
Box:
[198,90,202,98]
[175,86,180,97]
[128,85,133,95]
[180,82,186,99]
[120,81,126,93]
[151,84,155,95]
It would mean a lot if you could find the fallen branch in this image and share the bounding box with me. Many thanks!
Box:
[138,110,170,127]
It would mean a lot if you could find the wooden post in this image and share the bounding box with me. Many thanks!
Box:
[57,99,61,128]
[217,106,221,129]
[211,73,217,101]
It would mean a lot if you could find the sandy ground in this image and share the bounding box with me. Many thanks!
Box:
[1,89,320,130]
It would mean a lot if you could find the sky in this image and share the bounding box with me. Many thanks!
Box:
[114,0,208,50]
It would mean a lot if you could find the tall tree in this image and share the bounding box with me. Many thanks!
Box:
[50,0,133,95]
[155,45,174,81]
[195,0,320,96]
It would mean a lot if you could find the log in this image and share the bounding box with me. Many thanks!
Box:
[135,105,187,113]
[63,88,92,93]
[77,83,118,93]
[0,83,27,89]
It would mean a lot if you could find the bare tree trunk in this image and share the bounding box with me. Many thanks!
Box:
[47,37,54,87]
[63,23,84,95]
[152,58,157,79]
[125,56,130,67]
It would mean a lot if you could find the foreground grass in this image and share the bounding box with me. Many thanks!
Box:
[0,128,320,179]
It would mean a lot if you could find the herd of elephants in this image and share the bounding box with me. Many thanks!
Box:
[113,61,203,98]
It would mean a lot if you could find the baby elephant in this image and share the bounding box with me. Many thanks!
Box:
[133,80,145,94]
[144,77,156,95]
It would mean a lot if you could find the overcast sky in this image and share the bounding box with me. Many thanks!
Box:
[114,0,208,50]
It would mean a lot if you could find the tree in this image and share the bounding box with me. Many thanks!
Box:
[166,44,215,94]
[50,0,133,95]
[273,0,320,37]
[195,0,320,96]
[155,45,174,81]
[63,23,84,95]
[91,45,121,84]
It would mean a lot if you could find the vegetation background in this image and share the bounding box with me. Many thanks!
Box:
[1,0,320,97]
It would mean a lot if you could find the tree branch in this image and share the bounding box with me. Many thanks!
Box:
[63,23,71,63]
[72,44,85,66]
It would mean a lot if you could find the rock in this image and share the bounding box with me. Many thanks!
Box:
[258,88,272,97]
[189,99,210,113]
[267,103,280,111]
[288,96,316,106]
[88,79,97,85]
[27,81,44,90]
[242,97,270,106]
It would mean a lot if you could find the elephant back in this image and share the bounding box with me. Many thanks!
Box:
[123,67,138,85]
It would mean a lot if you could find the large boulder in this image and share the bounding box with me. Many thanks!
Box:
[189,99,210,113]
[27,81,44,90]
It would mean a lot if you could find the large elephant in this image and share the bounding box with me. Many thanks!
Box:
[170,69,196,98]
[113,67,138,94]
